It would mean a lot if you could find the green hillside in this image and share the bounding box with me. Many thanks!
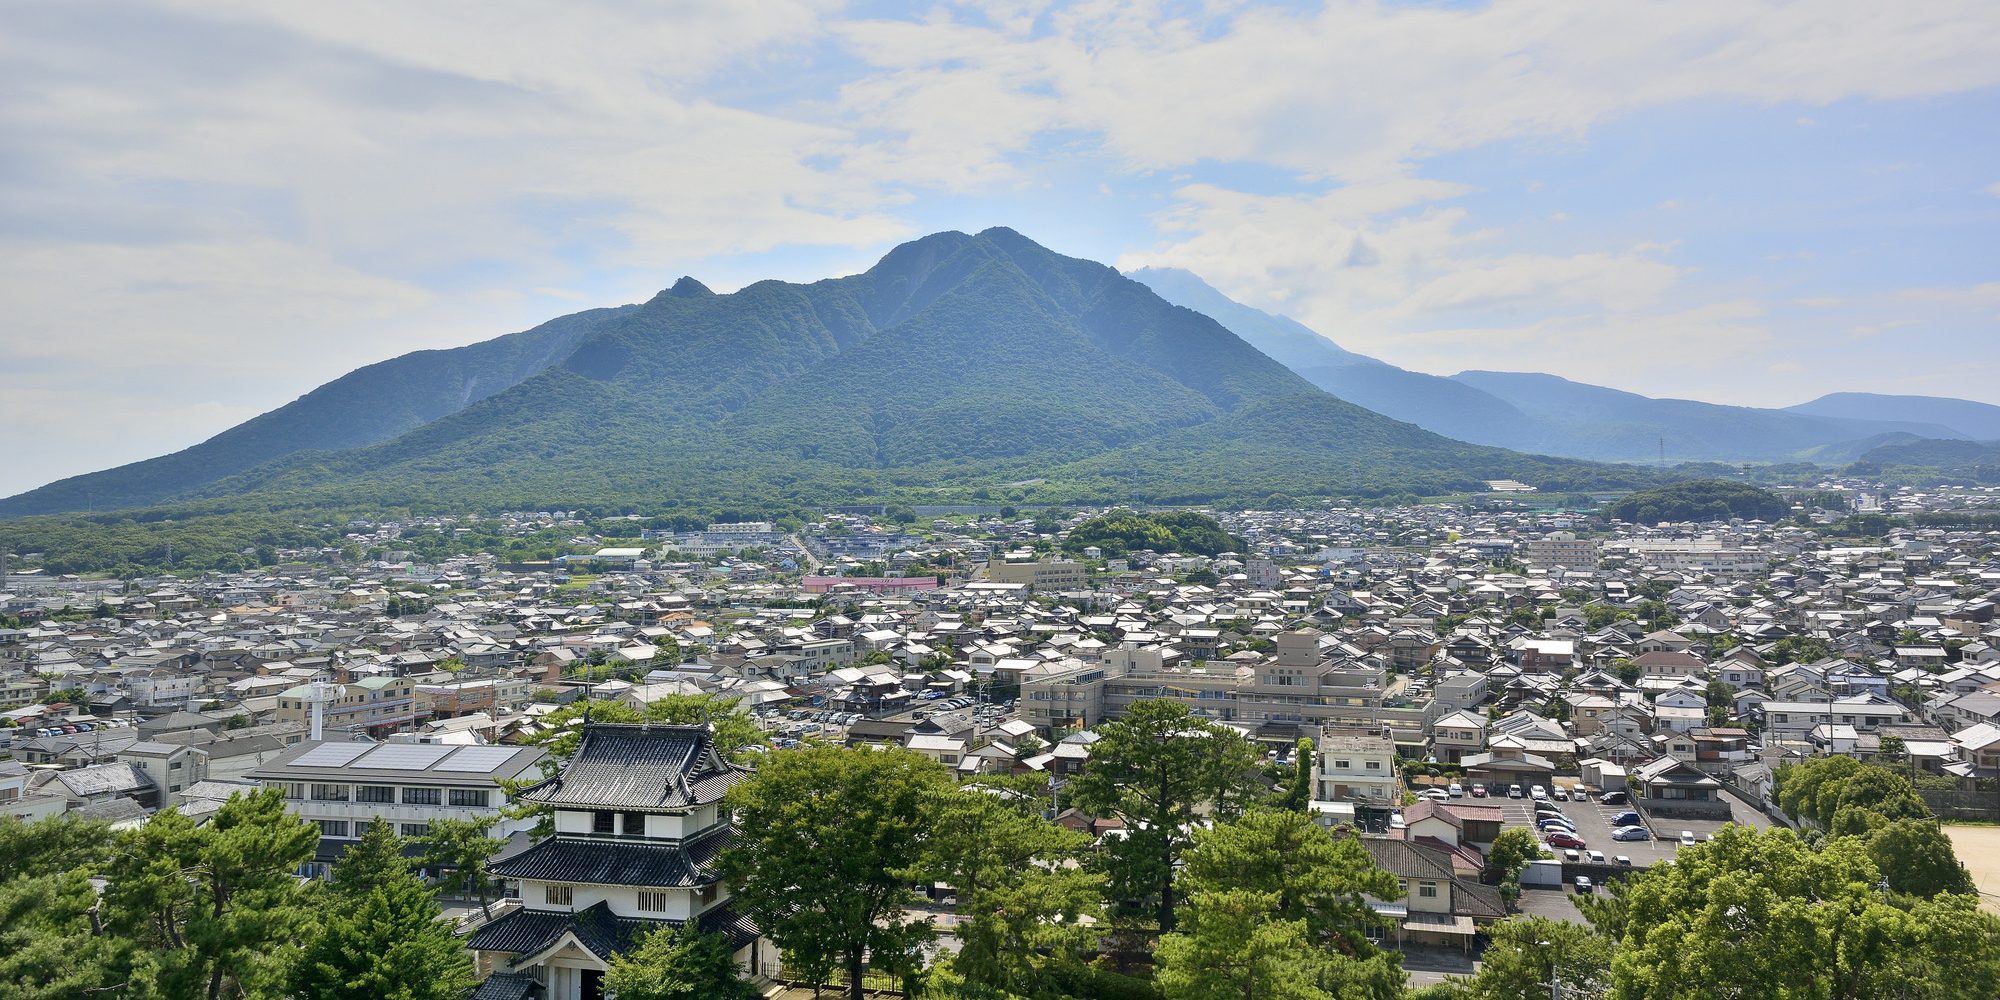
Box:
[1609,480,1789,524]
[0,304,636,516]
[2,228,1656,517]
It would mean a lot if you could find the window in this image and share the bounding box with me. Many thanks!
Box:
[699,882,719,905]
[309,783,349,802]
[402,787,441,805]
[356,785,395,803]
[449,788,490,808]
[316,819,349,838]
[544,884,573,907]
[593,811,615,835]
[1419,882,1439,899]
[1365,761,1381,771]
[1334,759,1351,769]
[638,890,671,912]
[400,822,429,837]
[622,812,646,836]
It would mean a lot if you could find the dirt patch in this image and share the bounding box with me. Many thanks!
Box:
[1943,825,2000,913]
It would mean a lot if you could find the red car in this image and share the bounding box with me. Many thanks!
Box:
[1544,831,1587,849]
[1470,785,1489,798]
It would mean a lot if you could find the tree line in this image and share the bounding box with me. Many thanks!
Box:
[5,699,1997,1000]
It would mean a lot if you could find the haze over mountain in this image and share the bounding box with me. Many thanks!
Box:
[1785,393,2000,441]
[0,230,1637,518]
[1132,267,1974,465]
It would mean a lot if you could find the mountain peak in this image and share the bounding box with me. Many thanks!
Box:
[666,276,713,298]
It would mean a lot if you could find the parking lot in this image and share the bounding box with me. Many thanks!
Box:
[1479,782,1772,871]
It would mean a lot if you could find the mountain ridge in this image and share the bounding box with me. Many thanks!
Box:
[1130,267,1977,465]
[0,228,1640,517]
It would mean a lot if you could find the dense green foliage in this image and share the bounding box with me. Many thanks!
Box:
[602,924,758,1000]
[1061,509,1244,558]
[1772,755,1974,896]
[1851,437,2000,484]
[1584,826,2000,999]
[1609,479,1789,524]
[1067,700,1262,932]
[721,745,949,1000]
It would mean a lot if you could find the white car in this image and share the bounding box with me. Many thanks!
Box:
[1530,785,1549,801]
[1421,788,1451,800]
[1679,830,1698,847]
[1447,782,1464,798]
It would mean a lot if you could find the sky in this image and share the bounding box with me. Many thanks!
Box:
[3,0,1998,498]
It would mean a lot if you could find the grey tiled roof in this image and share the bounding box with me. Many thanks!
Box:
[517,724,745,810]
[488,825,731,888]
[470,972,537,1000]
[465,900,756,959]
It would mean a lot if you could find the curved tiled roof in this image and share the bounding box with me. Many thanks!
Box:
[487,824,732,888]
[517,724,746,810]
[465,900,757,960]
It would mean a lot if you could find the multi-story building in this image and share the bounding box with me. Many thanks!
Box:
[1520,531,1601,569]
[1021,631,1439,744]
[118,740,209,810]
[986,559,1086,591]
[467,724,777,999]
[1315,732,1400,804]
[276,675,423,737]
[248,738,547,873]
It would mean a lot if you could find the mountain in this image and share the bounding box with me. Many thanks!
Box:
[1447,371,1963,464]
[1786,392,2000,440]
[1129,268,1970,465]
[1,229,1642,518]
[1857,437,2000,466]
[7,304,637,515]
[1127,267,1536,446]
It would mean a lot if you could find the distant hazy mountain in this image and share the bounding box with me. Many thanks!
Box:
[1128,268,1537,446]
[1786,392,2000,440]
[1,229,1638,517]
[1130,267,1970,465]
[1447,371,1962,464]
[1855,436,2000,473]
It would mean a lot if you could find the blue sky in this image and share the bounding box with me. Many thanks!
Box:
[2,0,1997,497]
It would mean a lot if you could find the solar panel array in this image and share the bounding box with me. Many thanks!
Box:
[359,743,455,770]
[291,742,372,768]
[435,746,524,773]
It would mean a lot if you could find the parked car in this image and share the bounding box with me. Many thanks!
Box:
[1530,785,1549,801]
[1615,855,1633,866]
[1563,848,1583,863]
[1587,850,1606,864]
[1679,830,1698,847]
[1508,784,1525,799]
[1600,790,1629,805]
[1447,782,1464,798]
[1545,831,1587,849]
[1539,820,1579,835]
[1610,810,1642,827]
[1612,825,1651,841]
[1420,788,1450,801]
[1552,786,1569,801]
[1574,875,1595,894]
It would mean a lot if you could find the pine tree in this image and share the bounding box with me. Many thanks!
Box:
[291,867,475,1000]
[330,819,412,899]
[602,924,757,1000]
